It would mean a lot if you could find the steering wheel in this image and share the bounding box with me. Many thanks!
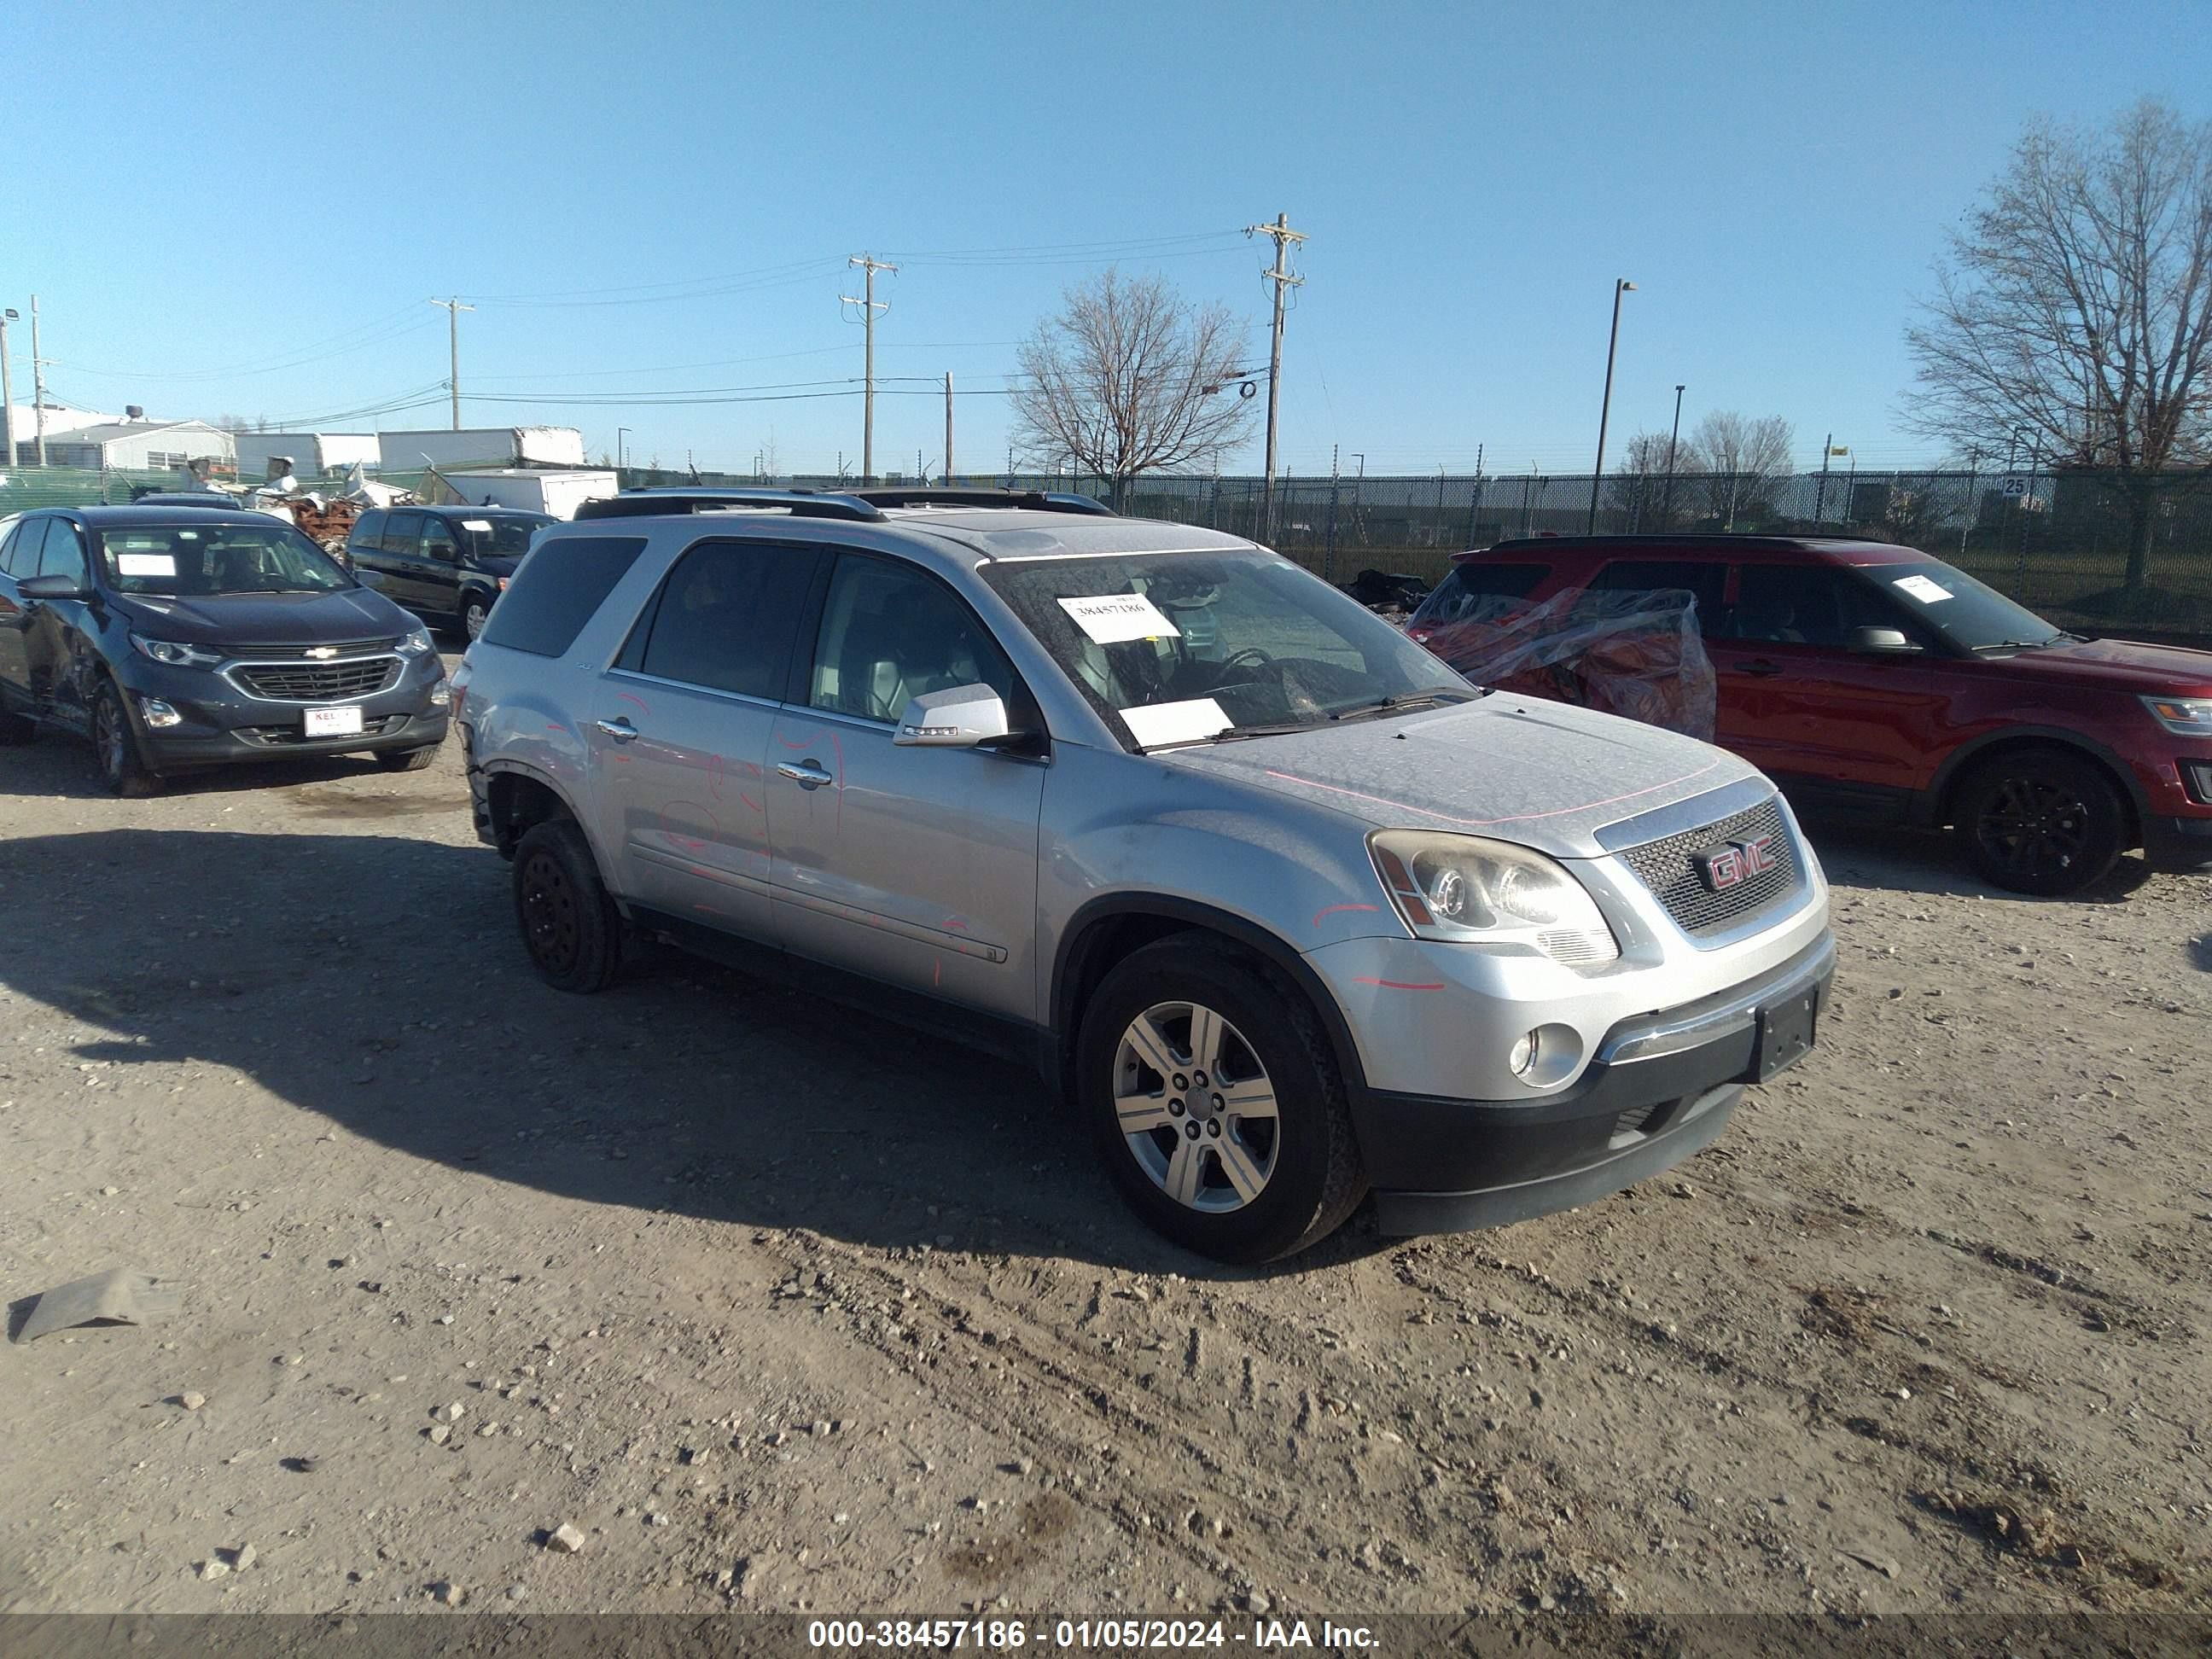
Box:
[1222,646,1275,672]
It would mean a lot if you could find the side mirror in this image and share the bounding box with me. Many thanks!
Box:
[1848,626,1921,655]
[19,573,87,601]
[894,684,1013,748]
[354,569,387,589]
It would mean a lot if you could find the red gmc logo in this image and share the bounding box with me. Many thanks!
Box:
[1694,833,1780,893]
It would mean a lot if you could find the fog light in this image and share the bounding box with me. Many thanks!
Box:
[429,682,452,707]
[1508,1029,1540,1078]
[139,698,183,729]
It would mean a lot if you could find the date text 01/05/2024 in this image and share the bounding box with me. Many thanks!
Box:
[805,1618,1382,1650]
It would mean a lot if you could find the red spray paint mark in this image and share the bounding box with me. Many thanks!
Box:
[544,724,567,735]
[933,958,942,987]
[739,793,763,813]
[1262,755,1726,830]
[1312,903,1382,928]
[944,917,971,933]
[617,692,650,713]
[1353,976,1447,992]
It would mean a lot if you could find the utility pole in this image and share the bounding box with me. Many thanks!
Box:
[31,294,49,467]
[1244,212,1307,543]
[431,298,474,431]
[0,307,16,469]
[944,372,954,484]
[1815,430,1833,522]
[1586,278,1635,533]
[1662,384,1685,521]
[841,254,896,482]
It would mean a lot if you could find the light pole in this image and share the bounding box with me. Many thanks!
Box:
[1662,383,1685,523]
[0,308,16,469]
[1587,278,1636,533]
[617,428,631,474]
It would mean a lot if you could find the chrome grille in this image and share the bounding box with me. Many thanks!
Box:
[230,657,399,701]
[1617,795,1798,939]
[235,638,396,661]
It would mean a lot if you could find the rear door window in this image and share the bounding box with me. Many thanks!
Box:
[381,511,424,556]
[1581,557,1726,616]
[623,540,819,699]
[478,534,649,658]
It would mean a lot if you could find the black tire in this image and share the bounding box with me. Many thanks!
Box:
[375,743,441,772]
[1953,747,2128,896]
[460,591,493,642]
[512,819,622,993]
[0,701,33,745]
[1076,934,1365,1264]
[93,681,160,798]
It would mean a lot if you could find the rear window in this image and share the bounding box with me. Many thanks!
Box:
[479,534,649,658]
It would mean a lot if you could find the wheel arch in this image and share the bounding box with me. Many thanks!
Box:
[1927,727,2145,847]
[480,759,582,858]
[1048,895,1370,1108]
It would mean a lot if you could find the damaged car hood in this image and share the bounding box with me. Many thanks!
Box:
[1159,695,1766,859]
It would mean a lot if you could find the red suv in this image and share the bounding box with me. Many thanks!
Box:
[1407,535,2212,895]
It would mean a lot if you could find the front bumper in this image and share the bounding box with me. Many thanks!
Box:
[117,655,449,771]
[1359,933,1835,1235]
[2142,812,2212,872]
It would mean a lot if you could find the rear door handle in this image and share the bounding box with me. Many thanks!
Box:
[1733,660,1784,678]
[595,717,639,742]
[777,758,834,789]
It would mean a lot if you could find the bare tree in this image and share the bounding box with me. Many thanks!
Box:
[1689,411,1795,528]
[1011,268,1257,509]
[1906,98,2212,588]
[1605,429,1704,527]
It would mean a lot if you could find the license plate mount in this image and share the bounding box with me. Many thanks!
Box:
[305,706,365,738]
[1749,987,1819,1081]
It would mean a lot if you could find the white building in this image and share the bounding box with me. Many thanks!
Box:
[6,402,124,465]
[235,430,382,480]
[34,418,236,473]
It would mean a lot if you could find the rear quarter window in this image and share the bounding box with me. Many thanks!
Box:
[350,509,386,546]
[1413,561,1551,625]
[478,534,649,658]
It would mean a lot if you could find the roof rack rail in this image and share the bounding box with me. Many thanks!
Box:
[573,487,885,523]
[846,487,1115,516]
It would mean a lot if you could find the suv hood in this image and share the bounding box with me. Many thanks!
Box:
[113,586,410,647]
[1985,635,2212,696]
[1161,695,1763,859]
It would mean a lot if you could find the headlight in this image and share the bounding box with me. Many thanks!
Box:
[130,634,223,669]
[396,626,435,658]
[2141,695,2212,736]
[1370,830,1621,966]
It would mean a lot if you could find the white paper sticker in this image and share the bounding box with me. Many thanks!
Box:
[117,553,177,577]
[1057,593,1179,644]
[1120,697,1231,748]
[459,519,492,532]
[1892,574,1953,604]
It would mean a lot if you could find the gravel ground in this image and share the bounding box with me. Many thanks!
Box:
[2,698,2208,1620]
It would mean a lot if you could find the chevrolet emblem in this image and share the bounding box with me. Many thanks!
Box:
[304,647,339,660]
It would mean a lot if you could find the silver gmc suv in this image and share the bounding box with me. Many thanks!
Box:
[453,489,1833,1262]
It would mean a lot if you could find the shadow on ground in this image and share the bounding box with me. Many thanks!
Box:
[0,826,1382,1278]
[1800,819,2158,904]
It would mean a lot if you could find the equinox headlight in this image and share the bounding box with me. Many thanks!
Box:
[396,626,436,659]
[1370,830,1621,966]
[130,634,223,669]
[2140,694,2212,736]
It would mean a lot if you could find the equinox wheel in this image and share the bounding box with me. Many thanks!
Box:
[1077,935,1365,1262]
[512,819,620,992]
[93,682,160,797]
[1953,748,2127,897]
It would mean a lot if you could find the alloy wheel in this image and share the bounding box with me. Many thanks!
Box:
[1975,774,2093,886]
[96,696,126,783]
[465,602,488,641]
[1113,1000,1279,1213]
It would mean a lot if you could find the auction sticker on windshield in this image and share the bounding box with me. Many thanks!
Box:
[1121,697,1230,748]
[1893,574,1953,604]
[1059,593,1179,643]
[117,554,177,577]
[304,707,364,737]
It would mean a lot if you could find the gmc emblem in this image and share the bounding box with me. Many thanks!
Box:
[1694,832,1780,893]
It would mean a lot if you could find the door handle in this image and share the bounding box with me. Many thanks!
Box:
[595,717,640,742]
[1733,660,1784,678]
[777,758,834,789]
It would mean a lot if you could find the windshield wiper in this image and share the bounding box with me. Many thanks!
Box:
[1974,636,2065,653]
[1197,690,1474,747]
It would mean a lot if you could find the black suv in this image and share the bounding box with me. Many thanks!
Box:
[0,506,451,795]
[345,505,554,641]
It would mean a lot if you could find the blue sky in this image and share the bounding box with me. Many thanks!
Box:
[6,0,2202,478]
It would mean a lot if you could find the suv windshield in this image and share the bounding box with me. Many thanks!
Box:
[99,521,356,597]
[452,515,552,556]
[1865,556,2069,651]
[982,548,1474,748]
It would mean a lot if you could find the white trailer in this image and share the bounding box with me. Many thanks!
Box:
[378,426,586,470]
[439,468,619,520]
[236,431,382,480]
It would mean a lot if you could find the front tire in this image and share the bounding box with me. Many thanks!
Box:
[1953,748,2127,896]
[93,682,160,797]
[1076,935,1365,1263]
[512,819,621,992]
[375,743,440,772]
[461,593,492,642]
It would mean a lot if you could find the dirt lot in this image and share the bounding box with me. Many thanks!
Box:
[2,693,2209,1623]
